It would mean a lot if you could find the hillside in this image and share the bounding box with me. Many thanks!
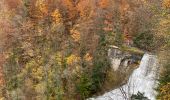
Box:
[0,0,170,100]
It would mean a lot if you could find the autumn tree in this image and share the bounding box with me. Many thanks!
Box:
[1,0,167,100]
[156,0,170,99]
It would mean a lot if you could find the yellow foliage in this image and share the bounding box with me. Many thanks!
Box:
[70,29,80,42]
[77,0,92,18]
[34,82,46,94]
[160,17,170,26]
[158,82,170,100]
[99,0,109,9]
[141,0,147,4]
[158,14,170,36]
[36,0,48,15]
[55,52,62,66]
[32,66,44,80]
[51,9,62,24]
[24,60,44,81]
[84,53,93,62]
[66,54,80,65]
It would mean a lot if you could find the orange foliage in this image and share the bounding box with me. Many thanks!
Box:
[27,0,48,20]
[119,0,130,17]
[5,0,21,10]
[84,53,93,62]
[61,0,78,20]
[70,29,80,42]
[163,0,170,8]
[77,0,92,18]
[99,0,109,9]
[51,9,62,23]
[36,0,48,16]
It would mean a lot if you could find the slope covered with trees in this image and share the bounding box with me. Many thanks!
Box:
[0,0,169,100]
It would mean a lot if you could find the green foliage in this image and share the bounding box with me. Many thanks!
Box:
[157,63,170,99]
[156,5,170,99]
[2,0,166,99]
[91,57,109,90]
[114,32,123,46]
[4,43,23,91]
[133,32,154,51]
[121,46,144,56]
[76,29,111,99]
[131,92,149,100]
[91,30,110,93]
[159,64,170,85]
[76,74,93,99]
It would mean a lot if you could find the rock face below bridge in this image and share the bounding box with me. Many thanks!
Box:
[98,46,143,95]
[108,46,142,72]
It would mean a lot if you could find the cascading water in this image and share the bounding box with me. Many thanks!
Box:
[89,54,159,100]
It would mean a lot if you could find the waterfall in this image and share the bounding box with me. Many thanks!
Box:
[89,54,159,100]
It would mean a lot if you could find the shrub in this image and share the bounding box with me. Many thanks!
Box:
[131,92,149,100]
[76,74,93,99]
[133,32,154,51]
[157,63,170,99]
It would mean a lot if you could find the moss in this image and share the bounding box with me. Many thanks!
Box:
[121,46,145,56]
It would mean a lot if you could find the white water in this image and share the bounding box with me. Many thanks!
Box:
[90,54,159,100]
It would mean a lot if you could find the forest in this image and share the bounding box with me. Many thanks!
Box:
[0,0,169,100]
